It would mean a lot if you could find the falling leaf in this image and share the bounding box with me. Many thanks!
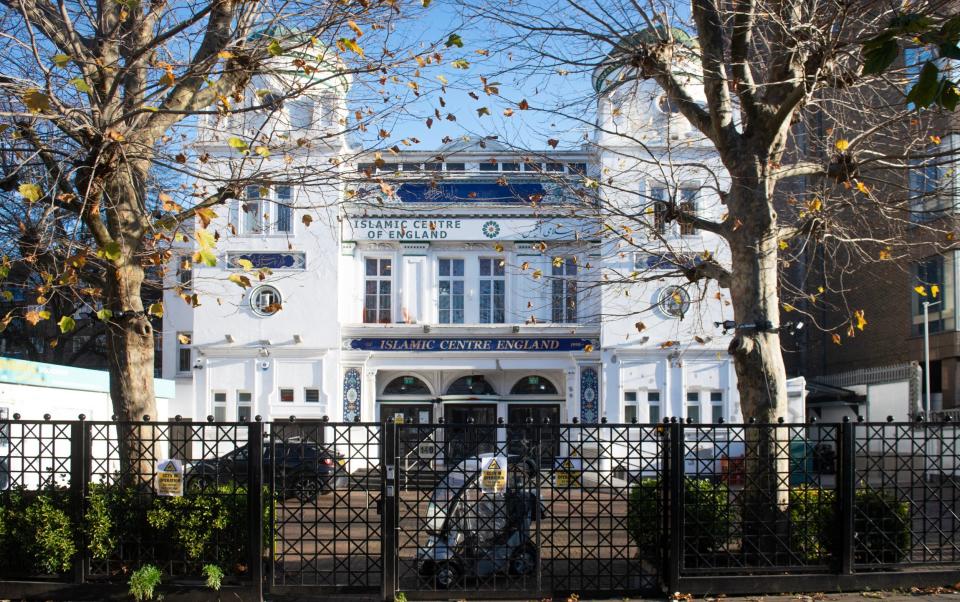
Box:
[228,273,252,288]
[227,137,248,152]
[52,54,71,67]
[69,77,91,93]
[552,256,564,268]
[831,333,842,345]
[96,309,113,322]
[659,340,676,349]
[103,241,122,261]
[931,284,940,298]
[217,50,233,60]
[254,146,270,158]
[445,33,464,48]
[57,316,76,334]
[476,107,490,117]
[503,108,514,117]
[930,135,942,145]
[347,20,364,37]
[635,321,646,333]
[22,89,50,113]
[879,249,891,260]
[177,333,190,344]
[854,309,867,331]
[915,285,927,297]
[782,303,795,312]
[583,344,594,353]
[18,183,42,203]
[855,181,869,194]
[493,242,504,252]
[268,39,283,56]
[518,99,529,110]
[547,139,559,148]
[779,240,788,250]
[520,261,530,271]
[148,302,164,318]
[835,139,850,152]
[694,336,708,344]
[159,70,175,87]
[532,269,543,279]
[451,59,470,69]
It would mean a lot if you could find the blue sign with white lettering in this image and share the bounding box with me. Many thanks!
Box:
[346,337,595,352]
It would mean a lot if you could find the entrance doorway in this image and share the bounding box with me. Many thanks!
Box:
[508,404,561,465]
[380,403,433,461]
[442,404,497,464]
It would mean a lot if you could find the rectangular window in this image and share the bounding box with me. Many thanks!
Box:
[545,162,564,172]
[305,388,321,403]
[686,391,701,422]
[624,391,638,423]
[912,254,955,335]
[909,157,951,222]
[424,162,442,172]
[177,257,192,289]
[710,391,723,423]
[551,258,578,323]
[501,162,521,172]
[213,392,227,422]
[444,162,465,171]
[177,332,192,373]
[651,186,669,234]
[242,186,265,234]
[237,391,252,422]
[568,163,587,176]
[279,388,295,403]
[678,188,698,235]
[402,163,421,172]
[648,391,661,423]
[275,186,292,232]
[478,258,506,323]
[479,161,498,172]
[438,258,465,324]
[364,257,392,323]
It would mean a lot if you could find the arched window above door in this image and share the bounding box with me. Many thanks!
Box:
[382,375,431,396]
[445,375,497,396]
[510,375,559,395]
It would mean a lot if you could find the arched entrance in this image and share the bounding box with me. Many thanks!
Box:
[440,375,498,463]
[378,375,434,459]
[506,375,562,464]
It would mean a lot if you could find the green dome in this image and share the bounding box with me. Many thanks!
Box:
[592,26,698,94]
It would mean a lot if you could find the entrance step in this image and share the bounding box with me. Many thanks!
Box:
[349,467,443,491]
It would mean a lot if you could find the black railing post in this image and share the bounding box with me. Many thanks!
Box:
[666,420,683,593]
[69,418,89,584]
[838,419,856,575]
[382,420,398,602]
[247,421,264,601]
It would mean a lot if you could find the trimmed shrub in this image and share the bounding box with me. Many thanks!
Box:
[0,487,76,576]
[628,478,731,560]
[789,486,911,564]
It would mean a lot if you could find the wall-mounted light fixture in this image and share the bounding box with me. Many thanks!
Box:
[293,334,303,344]
[224,334,235,343]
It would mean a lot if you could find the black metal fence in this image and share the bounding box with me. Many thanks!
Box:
[0,415,957,601]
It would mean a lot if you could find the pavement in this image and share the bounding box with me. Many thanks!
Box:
[415,589,960,602]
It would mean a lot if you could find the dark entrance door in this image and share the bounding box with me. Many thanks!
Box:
[380,403,433,460]
[442,404,497,464]
[508,404,561,466]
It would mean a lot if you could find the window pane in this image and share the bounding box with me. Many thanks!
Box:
[453,259,464,276]
[366,258,377,276]
[648,391,660,403]
[479,258,491,276]
[380,259,391,275]
[305,389,320,403]
[238,392,252,403]
[214,406,227,422]
[279,388,294,402]
[439,259,450,276]
[238,406,252,421]
[624,392,637,402]
[276,203,292,232]
[710,392,723,402]
[625,406,637,422]
[711,404,723,423]
[687,391,699,402]
[649,405,660,423]
[214,392,227,403]
[687,405,700,422]
[276,186,292,200]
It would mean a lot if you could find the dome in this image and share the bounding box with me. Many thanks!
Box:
[592,26,699,94]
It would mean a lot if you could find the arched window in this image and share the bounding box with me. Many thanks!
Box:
[382,376,431,396]
[510,375,559,395]
[445,375,497,396]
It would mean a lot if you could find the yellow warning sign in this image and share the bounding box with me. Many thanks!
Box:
[480,456,507,493]
[393,413,405,425]
[554,457,582,488]
[155,459,184,497]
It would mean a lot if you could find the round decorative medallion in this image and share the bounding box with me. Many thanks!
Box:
[481,220,501,239]
[584,388,596,403]
[346,389,359,403]
[658,286,691,318]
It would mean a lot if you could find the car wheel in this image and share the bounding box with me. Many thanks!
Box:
[509,543,537,576]
[293,474,320,502]
[434,561,460,589]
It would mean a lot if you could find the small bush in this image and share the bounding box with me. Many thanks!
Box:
[202,564,224,591]
[789,486,911,564]
[129,564,162,602]
[628,478,730,560]
[0,487,76,576]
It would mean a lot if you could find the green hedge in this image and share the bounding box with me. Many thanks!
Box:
[0,487,76,576]
[791,486,912,564]
[628,478,731,560]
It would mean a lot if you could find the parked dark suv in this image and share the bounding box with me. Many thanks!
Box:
[185,438,346,501]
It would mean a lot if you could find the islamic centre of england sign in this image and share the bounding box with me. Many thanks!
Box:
[343,217,591,242]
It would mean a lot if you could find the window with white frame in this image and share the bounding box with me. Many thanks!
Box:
[551,257,578,323]
[364,257,392,323]
[438,258,465,324]
[237,391,252,422]
[231,186,294,235]
[648,391,661,423]
[177,256,192,289]
[624,391,638,423]
[212,392,227,422]
[305,388,321,403]
[678,188,698,235]
[176,333,192,374]
[650,186,669,234]
[279,388,295,403]
[909,155,953,222]
[710,391,724,423]
[478,257,505,323]
[686,391,701,422]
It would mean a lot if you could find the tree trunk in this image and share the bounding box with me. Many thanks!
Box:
[725,161,792,562]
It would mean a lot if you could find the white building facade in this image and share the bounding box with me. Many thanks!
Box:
[162,34,804,440]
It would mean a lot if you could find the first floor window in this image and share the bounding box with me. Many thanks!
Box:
[686,391,700,422]
[364,257,392,323]
[279,388,295,403]
[213,392,227,422]
[678,188,698,235]
[305,388,321,403]
[648,391,661,423]
[237,392,252,422]
[438,258,465,323]
[234,185,294,234]
[479,257,505,323]
[650,186,669,234]
[551,257,578,323]
[710,391,723,423]
[624,391,638,423]
[242,186,265,233]
[177,332,192,373]
[276,186,293,232]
